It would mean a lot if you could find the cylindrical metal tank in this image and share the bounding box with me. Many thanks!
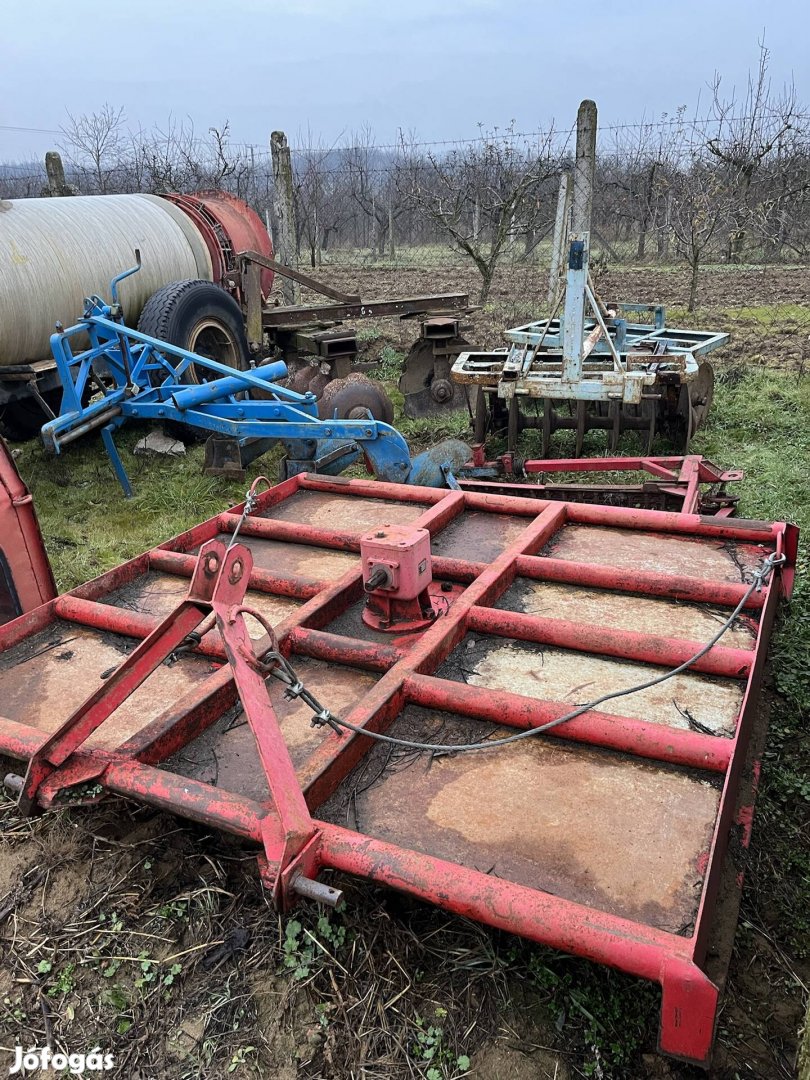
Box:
[0,191,273,368]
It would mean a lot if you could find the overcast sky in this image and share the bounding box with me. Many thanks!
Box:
[2,0,808,162]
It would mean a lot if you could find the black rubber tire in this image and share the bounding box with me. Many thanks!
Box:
[137,280,250,441]
[137,280,250,382]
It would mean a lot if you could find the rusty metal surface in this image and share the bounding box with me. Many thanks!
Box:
[439,635,743,736]
[203,532,358,581]
[544,525,769,582]
[103,570,300,638]
[260,491,427,532]
[498,579,758,650]
[167,658,378,800]
[0,621,214,748]
[0,473,793,1068]
[328,705,720,932]
[430,511,531,562]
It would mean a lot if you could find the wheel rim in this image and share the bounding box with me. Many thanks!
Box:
[187,318,241,383]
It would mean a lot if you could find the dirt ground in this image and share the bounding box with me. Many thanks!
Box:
[0,259,808,1079]
[302,261,810,377]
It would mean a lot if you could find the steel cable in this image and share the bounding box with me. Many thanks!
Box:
[293,552,784,755]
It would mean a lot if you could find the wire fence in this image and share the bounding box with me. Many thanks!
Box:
[2,110,810,346]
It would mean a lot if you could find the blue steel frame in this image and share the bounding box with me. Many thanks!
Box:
[42,293,418,495]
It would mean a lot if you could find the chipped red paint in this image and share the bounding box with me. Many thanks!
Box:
[0,441,56,622]
[0,472,796,1067]
[460,455,742,518]
[403,673,732,772]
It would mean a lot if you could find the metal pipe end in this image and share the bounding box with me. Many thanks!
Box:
[292,874,344,908]
[3,773,24,794]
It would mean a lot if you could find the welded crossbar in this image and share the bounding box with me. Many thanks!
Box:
[0,475,797,1065]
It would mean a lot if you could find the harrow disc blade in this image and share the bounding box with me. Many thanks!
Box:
[318,374,394,425]
[691,363,715,431]
[677,363,715,452]
[400,339,472,418]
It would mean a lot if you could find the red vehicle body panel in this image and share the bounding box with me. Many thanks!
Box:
[0,440,56,623]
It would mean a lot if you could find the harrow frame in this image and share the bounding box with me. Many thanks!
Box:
[0,475,797,1065]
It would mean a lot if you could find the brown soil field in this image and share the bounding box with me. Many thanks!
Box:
[294,262,810,380]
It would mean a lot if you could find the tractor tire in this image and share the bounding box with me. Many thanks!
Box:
[317,374,395,425]
[137,280,250,383]
[137,280,250,442]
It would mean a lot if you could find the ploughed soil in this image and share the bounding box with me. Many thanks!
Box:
[293,261,810,376]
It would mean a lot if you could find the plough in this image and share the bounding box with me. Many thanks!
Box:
[41,255,472,496]
[0,472,797,1066]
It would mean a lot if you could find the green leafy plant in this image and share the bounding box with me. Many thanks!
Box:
[411,1011,471,1078]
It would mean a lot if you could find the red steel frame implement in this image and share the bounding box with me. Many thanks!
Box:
[0,473,797,1066]
[457,453,743,516]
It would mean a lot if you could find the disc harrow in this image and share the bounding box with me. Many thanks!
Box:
[453,101,728,458]
[468,352,717,457]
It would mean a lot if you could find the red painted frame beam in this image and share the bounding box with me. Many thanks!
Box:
[402,673,732,772]
[466,605,753,679]
[149,549,325,600]
[515,554,766,610]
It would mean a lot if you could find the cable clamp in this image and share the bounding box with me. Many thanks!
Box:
[754,552,786,592]
[283,680,306,702]
[311,709,343,734]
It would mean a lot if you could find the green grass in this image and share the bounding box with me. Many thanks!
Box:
[13,425,281,590]
[721,303,810,325]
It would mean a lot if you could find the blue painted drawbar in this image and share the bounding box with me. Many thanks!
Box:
[42,261,466,496]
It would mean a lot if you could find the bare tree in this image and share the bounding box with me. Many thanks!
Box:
[667,157,729,311]
[399,125,558,301]
[601,111,685,260]
[291,132,351,266]
[341,128,409,259]
[60,104,126,193]
[707,40,800,261]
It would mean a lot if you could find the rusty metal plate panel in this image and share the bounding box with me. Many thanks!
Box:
[205,532,358,581]
[498,579,758,649]
[259,490,427,531]
[0,621,215,749]
[102,571,300,638]
[431,511,531,562]
[319,706,721,932]
[545,526,770,582]
[166,658,378,801]
[439,635,742,735]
